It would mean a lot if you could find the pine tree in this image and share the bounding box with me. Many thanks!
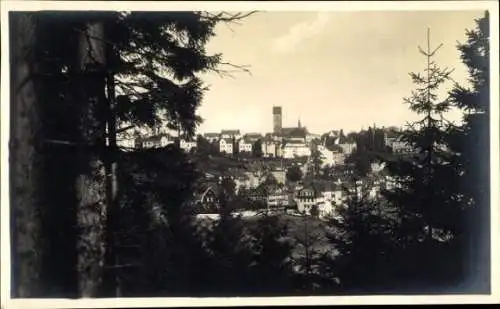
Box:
[248,213,295,295]
[9,10,257,297]
[382,29,462,287]
[322,181,399,293]
[448,11,490,291]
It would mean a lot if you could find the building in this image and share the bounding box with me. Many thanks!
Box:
[317,145,336,167]
[338,142,356,155]
[194,182,221,213]
[203,133,220,143]
[238,138,253,153]
[116,137,136,149]
[271,167,286,184]
[283,140,311,159]
[273,106,283,134]
[295,186,319,214]
[267,187,291,210]
[219,138,234,154]
[316,201,334,219]
[221,129,241,140]
[263,140,277,157]
[142,134,175,148]
[245,133,263,141]
[391,136,413,153]
[180,139,197,152]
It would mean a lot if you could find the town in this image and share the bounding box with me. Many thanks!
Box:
[118,105,413,220]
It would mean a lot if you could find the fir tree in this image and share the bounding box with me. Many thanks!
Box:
[382,29,462,288]
[448,11,490,291]
[322,180,399,293]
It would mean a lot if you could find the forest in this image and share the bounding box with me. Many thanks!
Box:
[8,11,490,298]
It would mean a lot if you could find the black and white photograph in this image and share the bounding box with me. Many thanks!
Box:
[1,1,499,307]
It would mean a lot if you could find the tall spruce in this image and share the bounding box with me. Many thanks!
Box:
[448,11,490,291]
[382,29,462,288]
[323,180,399,293]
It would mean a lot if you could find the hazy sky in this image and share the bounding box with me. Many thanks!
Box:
[196,10,484,134]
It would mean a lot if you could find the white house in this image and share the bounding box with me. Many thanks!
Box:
[338,142,356,155]
[263,141,277,157]
[391,137,413,153]
[180,139,197,152]
[117,137,136,149]
[219,138,234,154]
[238,138,253,153]
[271,168,286,184]
[142,134,174,148]
[283,141,311,159]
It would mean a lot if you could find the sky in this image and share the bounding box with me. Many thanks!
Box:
[196,10,484,135]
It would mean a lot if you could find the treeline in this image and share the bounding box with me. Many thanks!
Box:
[9,11,490,298]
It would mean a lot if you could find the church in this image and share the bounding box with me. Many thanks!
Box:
[262,106,312,158]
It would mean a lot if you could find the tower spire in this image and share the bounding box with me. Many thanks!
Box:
[298,117,301,128]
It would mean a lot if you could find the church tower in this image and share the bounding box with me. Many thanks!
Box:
[273,106,282,134]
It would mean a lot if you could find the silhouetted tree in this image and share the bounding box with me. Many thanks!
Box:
[448,11,490,291]
[382,28,462,288]
[322,181,399,293]
[252,139,263,158]
[248,214,295,295]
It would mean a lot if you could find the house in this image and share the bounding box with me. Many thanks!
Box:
[331,151,346,165]
[267,187,291,210]
[193,182,220,213]
[238,138,253,153]
[271,167,286,184]
[221,129,241,140]
[116,137,136,150]
[283,140,311,159]
[219,138,234,154]
[338,142,356,155]
[263,140,277,157]
[316,201,334,219]
[370,161,386,174]
[317,145,336,167]
[244,133,263,142]
[391,136,413,153]
[203,133,220,143]
[294,186,319,214]
[180,139,197,152]
[142,134,174,148]
[243,171,262,189]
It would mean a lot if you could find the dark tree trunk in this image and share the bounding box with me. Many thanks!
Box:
[9,12,44,298]
[74,21,108,297]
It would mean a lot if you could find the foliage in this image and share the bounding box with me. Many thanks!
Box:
[447,11,490,291]
[322,182,400,293]
[382,28,464,287]
[252,139,264,158]
[286,165,303,183]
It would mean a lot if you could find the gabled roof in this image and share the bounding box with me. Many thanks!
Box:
[220,138,234,144]
[245,133,263,139]
[221,129,241,135]
[203,132,220,138]
[280,127,308,138]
